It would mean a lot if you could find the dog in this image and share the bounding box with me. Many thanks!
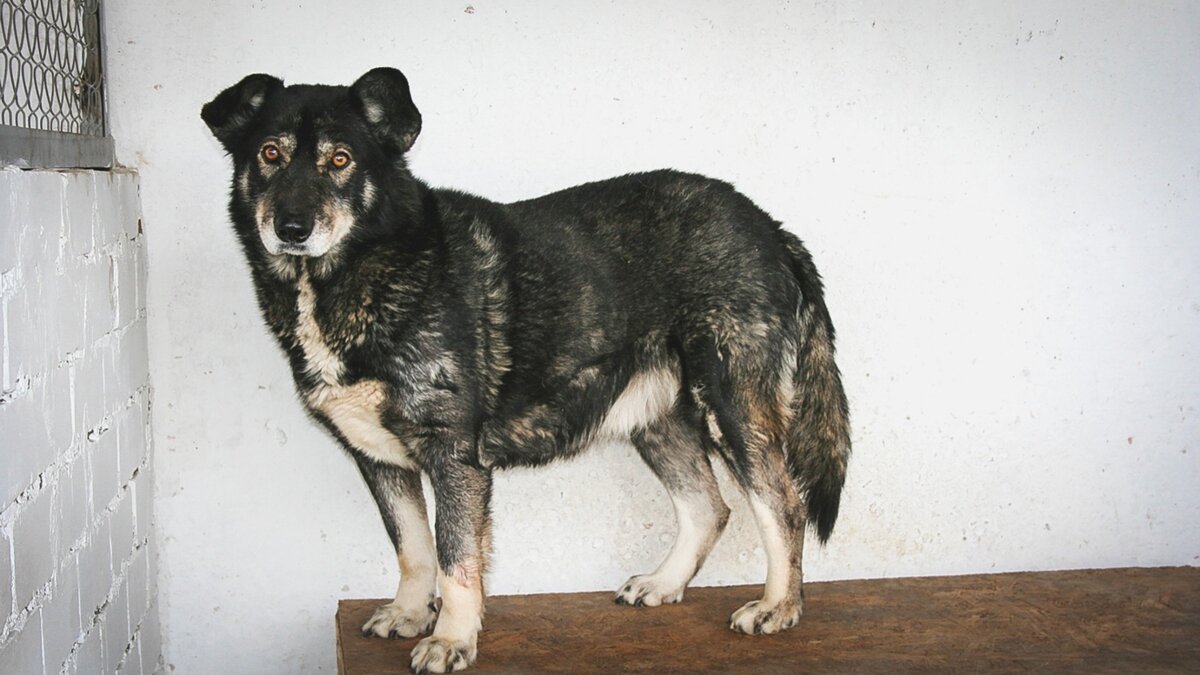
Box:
[202,67,850,673]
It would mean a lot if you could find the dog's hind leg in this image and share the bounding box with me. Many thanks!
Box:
[727,458,806,635]
[615,412,730,607]
[686,335,807,635]
[354,457,440,639]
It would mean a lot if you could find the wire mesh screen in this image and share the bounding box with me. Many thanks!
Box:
[1,0,105,136]
[0,0,111,168]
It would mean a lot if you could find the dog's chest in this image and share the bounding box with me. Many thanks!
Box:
[293,271,415,469]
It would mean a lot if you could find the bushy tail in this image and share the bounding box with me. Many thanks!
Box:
[779,231,851,544]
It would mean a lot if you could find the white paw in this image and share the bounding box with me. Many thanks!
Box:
[410,636,477,673]
[614,574,686,607]
[729,598,801,635]
[361,601,438,639]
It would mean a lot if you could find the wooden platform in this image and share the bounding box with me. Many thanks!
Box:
[337,567,1200,673]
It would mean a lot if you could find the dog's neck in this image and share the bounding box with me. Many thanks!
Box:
[242,180,442,367]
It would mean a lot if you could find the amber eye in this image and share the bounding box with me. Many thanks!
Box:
[330,150,351,169]
[261,143,281,163]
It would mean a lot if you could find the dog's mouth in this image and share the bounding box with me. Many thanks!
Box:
[264,236,335,258]
[274,242,313,256]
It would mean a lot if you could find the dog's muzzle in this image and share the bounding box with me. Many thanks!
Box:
[260,203,344,258]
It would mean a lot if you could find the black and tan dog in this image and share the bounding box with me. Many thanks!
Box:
[202,68,851,673]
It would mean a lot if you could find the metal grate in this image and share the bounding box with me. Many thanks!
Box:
[0,0,112,168]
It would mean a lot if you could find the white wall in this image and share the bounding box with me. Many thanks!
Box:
[102,2,1200,673]
[0,170,159,675]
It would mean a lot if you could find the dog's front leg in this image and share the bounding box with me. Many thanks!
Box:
[354,456,439,639]
[410,457,492,674]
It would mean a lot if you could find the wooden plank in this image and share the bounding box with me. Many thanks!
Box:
[337,567,1200,673]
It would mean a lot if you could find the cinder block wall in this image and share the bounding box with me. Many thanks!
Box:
[0,169,161,675]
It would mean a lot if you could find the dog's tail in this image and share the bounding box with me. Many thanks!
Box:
[779,230,851,544]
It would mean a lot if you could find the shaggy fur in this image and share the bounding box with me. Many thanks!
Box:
[203,67,851,673]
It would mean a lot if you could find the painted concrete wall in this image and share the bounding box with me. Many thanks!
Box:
[102,2,1199,673]
[0,170,160,674]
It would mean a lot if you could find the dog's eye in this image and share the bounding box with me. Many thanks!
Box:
[330,151,351,169]
[261,144,281,164]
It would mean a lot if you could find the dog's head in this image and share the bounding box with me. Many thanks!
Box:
[202,68,421,260]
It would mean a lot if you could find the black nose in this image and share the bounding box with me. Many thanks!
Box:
[275,220,312,244]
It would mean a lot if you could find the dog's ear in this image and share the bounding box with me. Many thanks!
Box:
[201,74,284,152]
[351,67,422,153]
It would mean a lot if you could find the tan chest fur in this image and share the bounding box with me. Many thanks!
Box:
[294,270,415,469]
